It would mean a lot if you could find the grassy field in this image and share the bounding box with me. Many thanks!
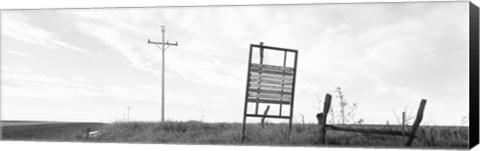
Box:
[1,121,105,141]
[1,120,469,149]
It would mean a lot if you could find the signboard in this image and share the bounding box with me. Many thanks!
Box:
[241,42,298,141]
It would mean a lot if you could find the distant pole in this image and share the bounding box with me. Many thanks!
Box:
[148,25,178,122]
[127,107,131,122]
[402,112,406,137]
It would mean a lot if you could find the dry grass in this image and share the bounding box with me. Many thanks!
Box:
[2,122,104,141]
[2,121,469,149]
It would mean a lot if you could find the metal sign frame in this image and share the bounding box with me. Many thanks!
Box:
[241,42,298,141]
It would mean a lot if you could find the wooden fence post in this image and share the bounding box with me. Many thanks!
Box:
[405,99,427,146]
[317,94,332,144]
[85,128,91,141]
[261,105,271,128]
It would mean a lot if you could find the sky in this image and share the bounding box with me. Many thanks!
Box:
[0,1,470,126]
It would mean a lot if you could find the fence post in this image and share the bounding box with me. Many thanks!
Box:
[85,128,91,141]
[405,99,427,146]
[317,94,332,144]
[261,105,271,128]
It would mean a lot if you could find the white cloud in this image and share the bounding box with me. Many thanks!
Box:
[74,22,153,70]
[165,51,245,90]
[2,68,162,102]
[3,49,31,57]
[70,8,249,90]
[2,19,98,57]
[69,9,167,73]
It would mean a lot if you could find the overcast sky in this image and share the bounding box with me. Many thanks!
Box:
[0,1,470,125]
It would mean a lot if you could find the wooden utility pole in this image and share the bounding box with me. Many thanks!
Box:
[148,25,178,122]
[402,111,406,137]
[127,107,131,122]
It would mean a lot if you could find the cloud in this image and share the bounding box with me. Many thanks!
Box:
[2,18,99,57]
[69,9,167,72]
[69,8,250,90]
[3,49,31,57]
[164,51,246,90]
[2,68,162,102]
[74,22,153,70]
[2,69,100,98]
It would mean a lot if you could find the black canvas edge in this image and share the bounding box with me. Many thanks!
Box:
[470,1,480,149]
[0,10,3,141]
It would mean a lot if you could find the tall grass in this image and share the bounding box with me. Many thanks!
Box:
[86,121,468,148]
[93,121,243,144]
[2,121,469,149]
[2,123,104,142]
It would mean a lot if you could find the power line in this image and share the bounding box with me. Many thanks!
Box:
[147,25,178,122]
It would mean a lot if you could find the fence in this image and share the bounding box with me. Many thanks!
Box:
[317,93,427,147]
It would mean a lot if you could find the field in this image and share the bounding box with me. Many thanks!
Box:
[1,120,469,149]
[1,121,105,141]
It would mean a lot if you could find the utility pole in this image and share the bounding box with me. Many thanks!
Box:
[148,25,178,122]
[126,107,131,122]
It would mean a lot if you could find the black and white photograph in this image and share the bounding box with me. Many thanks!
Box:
[0,0,478,150]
